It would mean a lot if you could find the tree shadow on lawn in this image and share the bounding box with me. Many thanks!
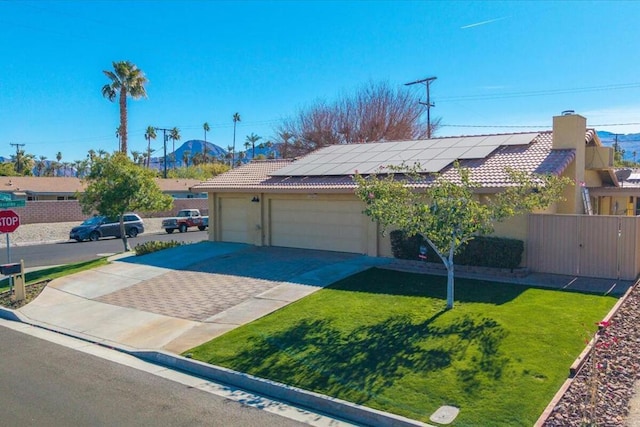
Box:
[331,267,527,305]
[230,311,509,404]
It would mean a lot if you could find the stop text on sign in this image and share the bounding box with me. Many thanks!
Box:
[0,210,20,233]
[0,217,19,227]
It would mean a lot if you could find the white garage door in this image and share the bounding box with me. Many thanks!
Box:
[270,199,366,253]
[220,198,250,243]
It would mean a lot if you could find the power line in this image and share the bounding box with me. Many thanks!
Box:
[442,122,640,129]
[439,82,640,102]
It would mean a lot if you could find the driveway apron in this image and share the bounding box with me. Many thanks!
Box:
[16,242,390,353]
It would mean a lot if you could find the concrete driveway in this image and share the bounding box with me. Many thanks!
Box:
[14,242,391,353]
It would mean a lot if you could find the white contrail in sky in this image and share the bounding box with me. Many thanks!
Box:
[461,17,508,29]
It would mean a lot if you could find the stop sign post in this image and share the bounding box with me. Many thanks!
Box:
[0,210,20,233]
[1,209,20,267]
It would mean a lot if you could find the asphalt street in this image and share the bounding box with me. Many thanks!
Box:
[11,230,208,268]
[0,321,309,427]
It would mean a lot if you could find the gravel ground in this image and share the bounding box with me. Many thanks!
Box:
[543,284,640,426]
[0,218,165,247]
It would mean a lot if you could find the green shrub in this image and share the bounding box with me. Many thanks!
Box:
[389,230,523,269]
[134,240,185,256]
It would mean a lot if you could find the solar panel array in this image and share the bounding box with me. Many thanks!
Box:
[271,133,540,176]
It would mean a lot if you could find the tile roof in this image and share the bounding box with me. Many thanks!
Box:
[193,130,590,193]
[0,177,86,195]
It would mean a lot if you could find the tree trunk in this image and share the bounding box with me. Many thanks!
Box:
[119,216,130,252]
[446,241,455,309]
[422,234,456,310]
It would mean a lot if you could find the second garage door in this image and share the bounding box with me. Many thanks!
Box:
[220,198,250,243]
[270,199,366,253]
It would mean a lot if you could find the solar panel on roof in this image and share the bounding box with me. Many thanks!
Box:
[270,132,542,177]
[502,133,539,145]
[417,158,452,173]
[461,145,498,159]
[454,136,491,147]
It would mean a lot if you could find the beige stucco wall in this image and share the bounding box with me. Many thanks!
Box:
[207,192,386,256]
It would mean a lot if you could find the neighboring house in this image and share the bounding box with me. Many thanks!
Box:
[0,177,206,200]
[0,177,207,224]
[193,113,622,259]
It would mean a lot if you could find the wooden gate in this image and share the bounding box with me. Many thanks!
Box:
[527,214,640,280]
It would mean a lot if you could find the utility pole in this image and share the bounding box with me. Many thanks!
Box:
[154,128,172,179]
[405,76,437,138]
[10,143,25,174]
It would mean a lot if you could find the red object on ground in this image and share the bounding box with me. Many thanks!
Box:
[0,210,20,233]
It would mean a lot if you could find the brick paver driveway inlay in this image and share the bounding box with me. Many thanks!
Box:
[96,247,361,321]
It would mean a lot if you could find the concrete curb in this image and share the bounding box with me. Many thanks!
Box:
[0,305,430,427]
[133,350,431,427]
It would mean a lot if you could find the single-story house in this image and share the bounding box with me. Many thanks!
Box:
[0,177,208,224]
[192,113,623,258]
[0,177,207,201]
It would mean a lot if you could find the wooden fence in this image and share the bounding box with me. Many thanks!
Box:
[527,214,640,280]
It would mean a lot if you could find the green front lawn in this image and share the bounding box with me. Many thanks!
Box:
[187,268,616,426]
[0,258,109,292]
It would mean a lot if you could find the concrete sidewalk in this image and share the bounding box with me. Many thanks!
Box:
[11,242,392,353]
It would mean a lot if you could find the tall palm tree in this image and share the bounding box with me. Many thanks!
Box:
[232,113,241,168]
[183,150,191,167]
[55,151,62,176]
[203,122,210,164]
[245,133,262,159]
[37,156,47,176]
[87,149,96,166]
[102,60,148,154]
[169,127,181,169]
[115,126,121,148]
[131,151,142,165]
[144,126,156,168]
[226,145,234,166]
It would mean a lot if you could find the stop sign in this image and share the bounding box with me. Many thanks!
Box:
[0,210,20,233]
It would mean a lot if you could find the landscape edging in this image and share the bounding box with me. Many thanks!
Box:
[533,280,639,427]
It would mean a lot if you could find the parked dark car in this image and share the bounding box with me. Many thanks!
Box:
[69,214,144,242]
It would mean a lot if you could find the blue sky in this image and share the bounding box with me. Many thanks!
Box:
[1,0,640,162]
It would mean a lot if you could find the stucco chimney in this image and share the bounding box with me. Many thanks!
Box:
[552,112,586,150]
[552,112,587,214]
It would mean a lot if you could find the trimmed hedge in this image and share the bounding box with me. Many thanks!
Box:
[134,240,185,256]
[390,230,524,270]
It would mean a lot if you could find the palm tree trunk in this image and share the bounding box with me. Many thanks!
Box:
[119,89,128,154]
[232,123,237,169]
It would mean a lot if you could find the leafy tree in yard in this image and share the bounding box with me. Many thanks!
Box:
[354,163,571,309]
[79,152,173,252]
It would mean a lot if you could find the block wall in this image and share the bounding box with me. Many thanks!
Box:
[10,199,209,224]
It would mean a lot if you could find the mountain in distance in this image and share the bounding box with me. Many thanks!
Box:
[150,139,227,168]
[153,139,281,168]
[597,131,640,161]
